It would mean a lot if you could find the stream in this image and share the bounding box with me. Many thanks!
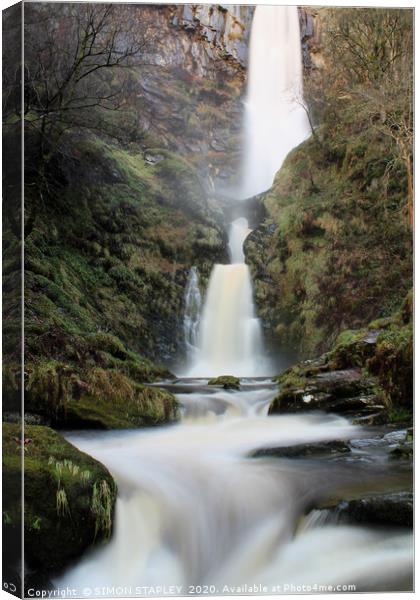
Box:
[56,379,413,596]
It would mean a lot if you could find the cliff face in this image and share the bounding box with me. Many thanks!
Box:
[130,4,254,191]
[157,4,254,73]
[298,7,324,72]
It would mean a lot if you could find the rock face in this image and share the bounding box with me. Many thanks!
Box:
[128,4,254,192]
[3,424,117,577]
[298,7,324,72]
[174,5,254,70]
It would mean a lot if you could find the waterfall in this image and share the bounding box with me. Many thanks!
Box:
[183,267,202,362]
[184,6,311,377]
[57,410,413,595]
[187,218,266,378]
[241,5,310,198]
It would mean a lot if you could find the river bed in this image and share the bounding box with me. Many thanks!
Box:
[55,379,413,596]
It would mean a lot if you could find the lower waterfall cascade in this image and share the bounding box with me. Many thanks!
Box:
[186,217,267,378]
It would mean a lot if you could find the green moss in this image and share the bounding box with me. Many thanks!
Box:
[274,366,307,390]
[64,381,179,429]
[208,375,240,389]
[367,323,413,408]
[2,423,117,572]
[24,359,178,429]
[16,131,226,425]
[327,329,375,369]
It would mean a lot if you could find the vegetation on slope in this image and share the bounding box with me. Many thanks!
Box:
[3,4,250,424]
[246,7,413,361]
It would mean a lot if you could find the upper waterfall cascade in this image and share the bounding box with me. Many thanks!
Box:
[241,5,311,198]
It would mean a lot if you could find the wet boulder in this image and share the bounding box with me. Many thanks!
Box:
[270,366,384,417]
[335,492,413,528]
[250,440,350,459]
[208,375,240,389]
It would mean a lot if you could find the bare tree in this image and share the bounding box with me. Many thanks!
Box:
[306,8,413,227]
[23,3,156,180]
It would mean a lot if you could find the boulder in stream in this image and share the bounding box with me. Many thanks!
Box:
[208,375,241,389]
[270,365,384,417]
[250,440,350,459]
[334,492,413,528]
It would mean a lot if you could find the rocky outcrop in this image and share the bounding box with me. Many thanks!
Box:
[270,364,383,418]
[270,308,413,420]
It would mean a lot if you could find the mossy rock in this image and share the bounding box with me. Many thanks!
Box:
[273,305,413,418]
[62,384,180,429]
[271,356,381,416]
[208,375,240,389]
[367,323,413,408]
[24,361,179,429]
[2,423,117,575]
[327,329,380,369]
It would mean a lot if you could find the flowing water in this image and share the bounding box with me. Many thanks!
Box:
[57,381,413,596]
[240,5,311,198]
[185,5,312,377]
[183,267,202,364]
[186,218,267,378]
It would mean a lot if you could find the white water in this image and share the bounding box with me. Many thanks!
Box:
[228,217,251,263]
[186,218,267,378]
[57,387,413,596]
[241,5,311,198]
[183,267,202,364]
